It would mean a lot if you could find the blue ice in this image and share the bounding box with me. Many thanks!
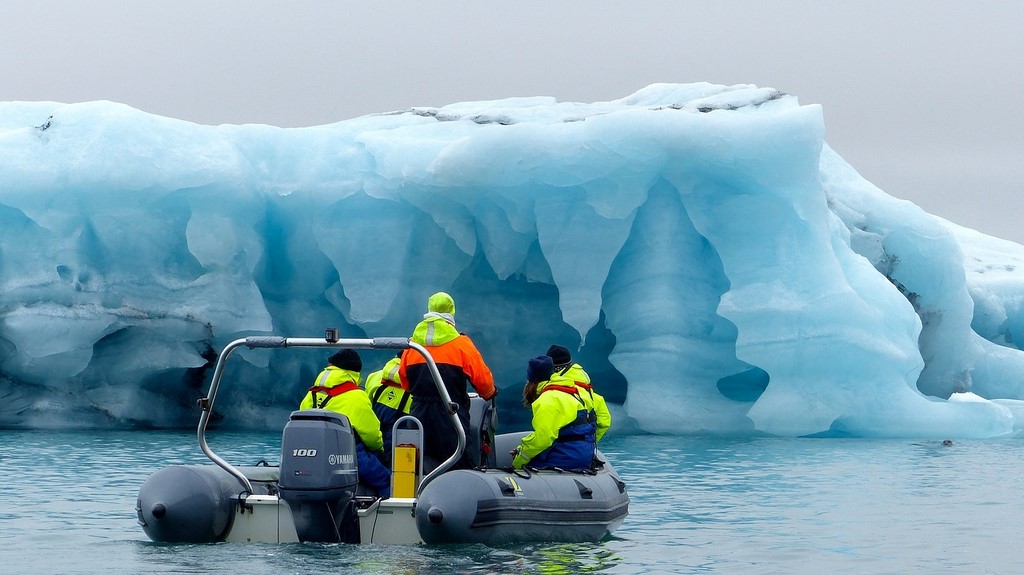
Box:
[2,83,1024,437]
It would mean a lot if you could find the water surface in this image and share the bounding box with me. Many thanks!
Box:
[1,431,1019,574]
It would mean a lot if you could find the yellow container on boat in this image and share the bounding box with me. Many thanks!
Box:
[392,445,418,498]
[394,445,417,473]
[393,472,417,498]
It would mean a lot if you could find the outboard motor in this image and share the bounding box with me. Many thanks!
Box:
[279,409,360,543]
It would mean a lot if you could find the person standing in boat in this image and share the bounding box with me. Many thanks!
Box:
[299,348,392,498]
[363,352,411,466]
[546,344,611,443]
[511,355,597,470]
[399,292,496,472]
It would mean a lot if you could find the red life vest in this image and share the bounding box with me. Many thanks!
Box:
[541,384,582,397]
[308,381,360,409]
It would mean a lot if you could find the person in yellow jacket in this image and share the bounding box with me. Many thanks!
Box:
[364,353,411,464]
[546,344,612,442]
[511,355,596,470]
[299,348,391,498]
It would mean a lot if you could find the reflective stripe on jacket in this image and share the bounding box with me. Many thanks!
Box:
[399,315,495,401]
[366,357,412,415]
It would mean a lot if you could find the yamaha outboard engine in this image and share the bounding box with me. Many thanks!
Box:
[279,409,360,543]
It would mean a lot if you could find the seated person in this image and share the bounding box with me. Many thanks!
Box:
[511,355,597,470]
[546,344,612,442]
[364,353,412,465]
[299,348,391,498]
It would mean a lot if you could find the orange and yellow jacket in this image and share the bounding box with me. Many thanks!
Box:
[399,314,495,402]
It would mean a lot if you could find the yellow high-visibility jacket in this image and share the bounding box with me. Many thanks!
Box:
[513,380,595,469]
[299,366,384,452]
[550,363,611,442]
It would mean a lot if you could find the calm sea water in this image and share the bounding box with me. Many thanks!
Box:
[1,430,1021,575]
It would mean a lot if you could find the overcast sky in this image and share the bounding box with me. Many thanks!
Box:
[4,1,1022,243]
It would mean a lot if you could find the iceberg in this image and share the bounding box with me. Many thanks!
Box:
[2,83,1023,437]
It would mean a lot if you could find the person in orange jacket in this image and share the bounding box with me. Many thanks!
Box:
[399,292,496,472]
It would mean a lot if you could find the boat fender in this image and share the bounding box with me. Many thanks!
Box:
[136,465,239,543]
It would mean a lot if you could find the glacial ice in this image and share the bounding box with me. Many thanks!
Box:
[2,83,1024,437]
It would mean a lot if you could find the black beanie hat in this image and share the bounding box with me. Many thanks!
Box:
[527,355,554,384]
[546,344,572,368]
[329,348,362,372]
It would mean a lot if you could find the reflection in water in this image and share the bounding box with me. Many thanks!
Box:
[492,542,622,574]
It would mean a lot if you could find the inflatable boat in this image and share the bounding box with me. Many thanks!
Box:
[136,333,629,545]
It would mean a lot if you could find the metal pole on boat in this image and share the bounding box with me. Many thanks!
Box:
[407,340,467,495]
[196,335,387,494]
[193,333,464,497]
[197,336,255,494]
